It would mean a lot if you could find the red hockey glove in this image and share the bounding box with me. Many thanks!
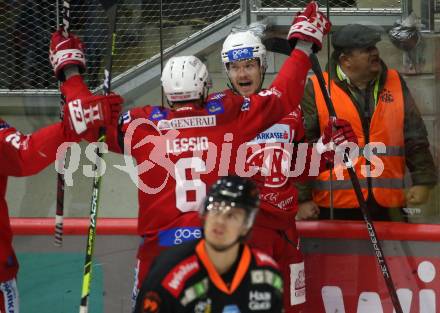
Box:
[50,29,86,81]
[317,118,358,163]
[287,1,331,53]
[63,94,123,139]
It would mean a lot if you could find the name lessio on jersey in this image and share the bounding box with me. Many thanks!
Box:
[166,136,209,154]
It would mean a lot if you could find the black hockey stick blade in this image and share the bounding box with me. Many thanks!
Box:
[309,53,404,313]
[262,37,291,56]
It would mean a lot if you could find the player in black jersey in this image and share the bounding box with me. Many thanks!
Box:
[134,176,283,313]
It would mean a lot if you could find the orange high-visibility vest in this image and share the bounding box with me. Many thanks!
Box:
[311,69,405,208]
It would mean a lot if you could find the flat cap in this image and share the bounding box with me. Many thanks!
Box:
[332,24,381,50]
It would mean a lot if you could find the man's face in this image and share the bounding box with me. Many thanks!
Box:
[227,58,262,97]
[204,205,248,251]
[344,46,382,81]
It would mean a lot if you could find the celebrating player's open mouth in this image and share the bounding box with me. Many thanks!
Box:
[237,81,255,95]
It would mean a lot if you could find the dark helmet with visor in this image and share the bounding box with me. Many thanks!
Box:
[202,176,260,230]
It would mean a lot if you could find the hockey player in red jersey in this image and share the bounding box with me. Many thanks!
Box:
[0,94,121,313]
[219,2,336,312]
[49,3,356,309]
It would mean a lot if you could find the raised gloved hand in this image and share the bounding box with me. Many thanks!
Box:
[287,1,331,53]
[317,118,358,163]
[63,94,123,139]
[50,29,86,81]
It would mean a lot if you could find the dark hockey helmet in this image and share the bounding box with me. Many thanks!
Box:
[202,176,260,229]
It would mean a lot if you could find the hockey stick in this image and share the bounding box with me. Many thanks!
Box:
[159,0,165,108]
[309,53,404,313]
[54,0,71,247]
[325,0,335,219]
[78,1,118,312]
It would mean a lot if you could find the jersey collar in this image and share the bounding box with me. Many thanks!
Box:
[195,239,251,295]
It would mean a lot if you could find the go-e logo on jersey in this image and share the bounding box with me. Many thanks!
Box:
[158,227,202,246]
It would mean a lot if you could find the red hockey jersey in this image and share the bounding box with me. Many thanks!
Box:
[0,119,74,282]
[61,49,311,259]
[243,107,309,230]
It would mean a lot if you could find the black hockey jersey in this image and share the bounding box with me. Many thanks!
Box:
[134,239,283,313]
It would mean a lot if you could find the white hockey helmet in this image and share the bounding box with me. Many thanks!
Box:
[161,56,211,103]
[221,30,267,72]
